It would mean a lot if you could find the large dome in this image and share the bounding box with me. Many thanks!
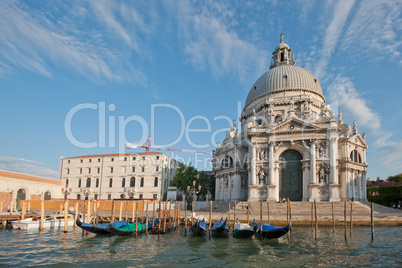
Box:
[245,65,324,106]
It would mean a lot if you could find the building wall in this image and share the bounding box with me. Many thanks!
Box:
[60,152,179,200]
[0,170,62,209]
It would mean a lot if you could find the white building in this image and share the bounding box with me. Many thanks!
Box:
[213,34,368,202]
[0,169,62,209]
[60,152,179,200]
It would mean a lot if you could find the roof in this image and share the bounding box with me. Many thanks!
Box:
[367,181,402,188]
[69,152,161,159]
[245,64,324,106]
[0,169,61,185]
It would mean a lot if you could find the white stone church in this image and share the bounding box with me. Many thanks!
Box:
[213,34,368,202]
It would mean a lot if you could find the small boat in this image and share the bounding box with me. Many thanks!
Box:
[252,220,290,239]
[211,218,229,237]
[11,214,75,230]
[233,220,256,238]
[109,221,146,236]
[148,218,172,235]
[189,219,207,236]
[76,216,126,234]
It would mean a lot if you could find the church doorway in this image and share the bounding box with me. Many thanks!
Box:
[279,150,303,201]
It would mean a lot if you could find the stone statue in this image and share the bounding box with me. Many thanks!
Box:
[289,98,294,110]
[258,167,266,184]
[280,33,284,43]
[338,111,342,121]
[217,141,220,147]
[233,119,237,132]
[362,132,366,140]
[319,168,325,183]
[353,120,358,134]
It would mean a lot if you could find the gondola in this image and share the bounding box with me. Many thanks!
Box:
[252,220,290,239]
[109,221,146,236]
[189,219,207,236]
[233,220,256,238]
[76,216,124,234]
[148,218,172,235]
[211,218,229,237]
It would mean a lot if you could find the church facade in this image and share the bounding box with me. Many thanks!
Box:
[213,35,368,202]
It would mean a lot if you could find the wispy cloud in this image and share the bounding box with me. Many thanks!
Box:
[0,156,59,179]
[0,1,146,84]
[174,1,267,82]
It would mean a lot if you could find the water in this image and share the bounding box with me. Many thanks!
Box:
[0,226,401,267]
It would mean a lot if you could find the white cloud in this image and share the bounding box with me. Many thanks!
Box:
[0,1,146,84]
[327,75,381,131]
[342,0,402,61]
[313,0,356,80]
[175,1,267,82]
[0,156,59,179]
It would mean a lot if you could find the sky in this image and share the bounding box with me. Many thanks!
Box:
[0,0,401,181]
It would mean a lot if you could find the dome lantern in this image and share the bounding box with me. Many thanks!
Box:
[270,33,295,69]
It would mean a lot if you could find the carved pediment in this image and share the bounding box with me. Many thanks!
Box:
[348,134,368,148]
[268,118,320,133]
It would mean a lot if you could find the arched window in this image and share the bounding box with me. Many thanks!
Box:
[130,177,135,187]
[140,177,144,187]
[17,189,26,200]
[78,179,82,188]
[154,177,158,187]
[221,156,234,168]
[350,150,362,163]
[86,178,91,187]
[44,191,51,200]
[122,178,126,187]
[109,178,113,188]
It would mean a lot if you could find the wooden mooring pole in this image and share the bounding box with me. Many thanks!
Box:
[371,202,374,241]
[311,202,313,231]
[185,200,187,237]
[111,200,115,223]
[74,202,78,228]
[314,199,317,240]
[259,199,263,240]
[152,200,155,227]
[350,202,353,234]
[64,200,69,233]
[233,201,237,229]
[158,201,161,239]
[344,201,347,240]
[209,200,212,240]
[332,202,335,233]
[267,201,270,225]
[247,202,250,226]
[135,202,138,237]
[125,201,129,222]
[40,200,44,231]
[131,201,135,223]
[146,201,149,233]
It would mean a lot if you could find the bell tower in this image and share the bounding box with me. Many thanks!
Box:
[270,33,295,69]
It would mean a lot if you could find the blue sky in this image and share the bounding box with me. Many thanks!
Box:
[0,0,401,180]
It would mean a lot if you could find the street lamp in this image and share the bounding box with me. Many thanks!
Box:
[61,185,72,201]
[187,181,201,216]
[127,189,136,199]
[82,189,91,200]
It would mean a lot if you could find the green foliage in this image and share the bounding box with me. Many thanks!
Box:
[172,163,198,192]
[387,173,402,183]
[198,171,216,200]
[367,186,402,206]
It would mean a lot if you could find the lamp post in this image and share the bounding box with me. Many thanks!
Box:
[127,189,136,199]
[82,189,91,200]
[61,185,72,201]
[187,181,201,217]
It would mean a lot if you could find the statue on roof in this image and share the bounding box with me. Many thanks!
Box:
[280,33,284,43]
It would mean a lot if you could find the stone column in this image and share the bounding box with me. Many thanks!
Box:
[266,142,276,201]
[329,137,340,201]
[309,139,319,201]
[362,172,367,200]
[251,144,256,186]
[351,170,355,201]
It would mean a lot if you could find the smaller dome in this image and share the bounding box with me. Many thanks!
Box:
[275,42,290,51]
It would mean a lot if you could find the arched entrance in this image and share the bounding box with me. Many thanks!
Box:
[279,150,303,201]
[44,191,51,200]
[16,189,26,210]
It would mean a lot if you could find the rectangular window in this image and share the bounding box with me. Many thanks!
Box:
[154,177,158,187]
[124,157,127,161]
[139,194,143,199]
[97,168,100,173]
[133,157,136,160]
[80,159,83,163]
[111,158,114,162]
[132,166,135,172]
[156,156,159,160]
[77,194,81,200]
[94,194,98,199]
[66,168,69,175]
[96,178,99,188]
[142,156,145,160]
[156,166,159,172]
[108,194,112,199]
[98,158,101,162]
[109,178,113,187]
[142,166,145,172]
[110,167,113,173]
[67,160,70,164]
[88,168,91,174]
[140,177,144,187]
[153,194,157,199]
[79,168,82,174]
[89,159,92,163]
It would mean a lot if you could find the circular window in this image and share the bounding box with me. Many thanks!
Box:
[289,125,295,130]
[275,116,282,123]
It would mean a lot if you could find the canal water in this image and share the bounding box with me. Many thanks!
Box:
[0,226,401,267]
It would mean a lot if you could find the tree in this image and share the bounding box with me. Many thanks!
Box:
[387,173,402,183]
[172,163,198,192]
[198,171,216,200]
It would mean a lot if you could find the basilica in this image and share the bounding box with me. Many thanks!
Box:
[213,35,368,202]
